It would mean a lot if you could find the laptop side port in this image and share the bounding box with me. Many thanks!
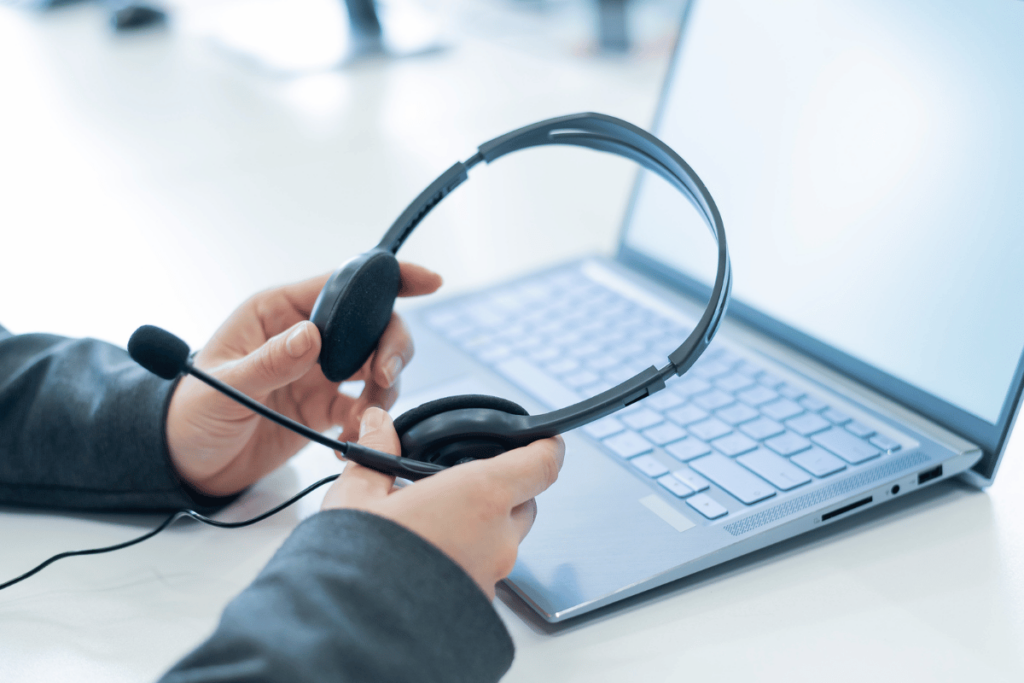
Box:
[821,496,873,522]
[918,465,943,486]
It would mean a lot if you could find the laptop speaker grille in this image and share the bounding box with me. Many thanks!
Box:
[723,451,932,536]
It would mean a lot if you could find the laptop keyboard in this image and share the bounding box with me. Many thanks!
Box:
[424,269,905,522]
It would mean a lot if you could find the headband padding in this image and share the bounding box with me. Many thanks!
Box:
[394,394,529,437]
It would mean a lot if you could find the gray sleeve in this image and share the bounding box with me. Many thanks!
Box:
[160,509,515,683]
[0,325,233,512]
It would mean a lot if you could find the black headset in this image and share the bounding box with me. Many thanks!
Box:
[2,113,732,590]
[130,112,732,481]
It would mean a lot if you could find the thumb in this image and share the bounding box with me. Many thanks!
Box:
[221,320,322,397]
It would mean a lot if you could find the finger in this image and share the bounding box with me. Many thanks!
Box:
[217,320,322,398]
[371,313,414,389]
[398,262,443,297]
[329,408,400,506]
[278,271,334,318]
[359,375,400,413]
[481,436,566,508]
[509,498,538,543]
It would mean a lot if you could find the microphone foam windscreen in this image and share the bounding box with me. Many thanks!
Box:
[128,325,191,380]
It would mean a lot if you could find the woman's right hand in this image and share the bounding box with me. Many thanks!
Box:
[321,407,565,599]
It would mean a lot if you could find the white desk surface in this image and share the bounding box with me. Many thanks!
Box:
[1,5,1022,682]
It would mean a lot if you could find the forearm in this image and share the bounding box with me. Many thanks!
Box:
[0,326,228,511]
[161,510,515,683]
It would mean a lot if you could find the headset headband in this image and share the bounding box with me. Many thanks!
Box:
[376,113,731,437]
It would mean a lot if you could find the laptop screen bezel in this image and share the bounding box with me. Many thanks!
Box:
[614,0,1024,484]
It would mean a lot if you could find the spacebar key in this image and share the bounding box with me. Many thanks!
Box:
[495,357,582,409]
[690,454,777,505]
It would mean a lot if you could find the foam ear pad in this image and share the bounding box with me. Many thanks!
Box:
[311,249,402,382]
[394,394,529,437]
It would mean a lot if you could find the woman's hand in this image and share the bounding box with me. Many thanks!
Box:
[166,264,442,497]
[322,407,566,599]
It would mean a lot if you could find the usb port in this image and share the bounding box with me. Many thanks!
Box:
[918,465,943,485]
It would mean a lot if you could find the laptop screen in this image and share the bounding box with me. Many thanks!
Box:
[621,0,1024,448]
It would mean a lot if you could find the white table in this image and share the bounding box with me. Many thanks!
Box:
[1,5,1022,682]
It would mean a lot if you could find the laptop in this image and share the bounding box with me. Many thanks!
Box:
[391,0,1024,622]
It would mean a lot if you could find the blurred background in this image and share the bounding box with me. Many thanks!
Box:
[0,0,686,352]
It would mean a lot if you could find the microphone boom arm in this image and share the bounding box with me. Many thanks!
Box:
[186,363,442,480]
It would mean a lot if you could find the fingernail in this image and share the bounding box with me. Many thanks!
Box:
[383,356,403,388]
[286,324,312,358]
[360,407,385,439]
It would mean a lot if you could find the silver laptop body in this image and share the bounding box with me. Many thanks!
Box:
[394,0,1024,622]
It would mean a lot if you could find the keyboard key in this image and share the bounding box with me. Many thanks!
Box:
[691,360,734,379]
[674,377,713,396]
[785,412,831,436]
[585,354,620,371]
[563,369,600,388]
[622,408,664,431]
[757,372,785,389]
[737,385,779,407]
[645,390,685,412]
[791,446,847,477]
[478,345,512,363]
[672,467,710,493]
[688,417,733,441]
[643,422,687,446]
[511,335,544,352]
[737,449,812,491]
[667,404,710,426]
[567,342,604,359]
[716,402,760,426]
[764,431,812,456]
[690,454,776,505]
[528,347,561,363]
[739,417,786,441]
[631,455,670,478]
[603,431,654,459]
[657,474,694,498]
[734,360,763,376]
[870,434,902,452]
[799,395,828,412]
[760,398,804,422]
[544,358,581,375]
[687,493,728,520]
[583,416,625,439]
[778,384,805,400]
[822,408,852,425]
[666,438,712,461]
[711,348,743,366]
[715,373,756,393]
[812,428,881,464]
[711,432,759,457]
[845,421,876,438]
[495,358,581,409]
[616,340,647,357]
[691,389,736,411]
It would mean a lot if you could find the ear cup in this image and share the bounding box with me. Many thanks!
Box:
[393,394,529,438]
[310,249,401,382]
